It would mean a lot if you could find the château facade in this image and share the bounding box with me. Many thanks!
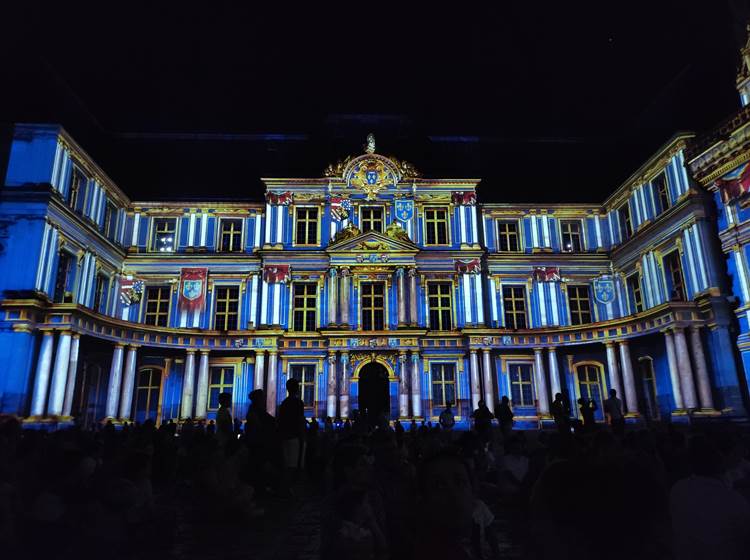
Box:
[4,38,750,428]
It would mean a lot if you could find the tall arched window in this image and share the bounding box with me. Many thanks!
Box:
[637,357,659,421]
[135,367,162,422]
[575,363,605,421]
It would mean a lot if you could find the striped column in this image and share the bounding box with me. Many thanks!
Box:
[469,350,481,412]
[105,344,125,419]
[47,332,72,416]
[411,352,422,418]
[398,352,409,417]
[673,328,698,409]
[617,340,639,415]
[533,348,550,416]
[266,351,278,415]
[30,332,55,417]
[194,350,210,419]
[547,347,561,398]
[180,350,196,419]
[689,326,714,410]
[663,330,684,410]
[340,353,350,419]
[62,335,80,417]
[605,342,623,401]
[327,353,338,419]
[409,268,418,326]
[482,349,494,413]
[254,351,265,391]
[118,345,138,420]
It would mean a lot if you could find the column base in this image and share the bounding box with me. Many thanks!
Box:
[23,416,75,430]
[692,408,723,417]
[670,410,692,424]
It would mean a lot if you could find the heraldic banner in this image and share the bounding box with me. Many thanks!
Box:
[179,268,208,312]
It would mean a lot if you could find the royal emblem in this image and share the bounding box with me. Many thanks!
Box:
[455,258,481,274]
[329,195,351,221]
[593,276,616,305]
[119,277,144,306]
[263,264,291,284]
[395,198,414,222]
[532,266,561,282]
[178,268,208,311]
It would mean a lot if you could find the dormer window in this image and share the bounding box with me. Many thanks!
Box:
[151,218,177,252]
[67,166,85,212]
[560,220,583,252]
[360,207,384,233]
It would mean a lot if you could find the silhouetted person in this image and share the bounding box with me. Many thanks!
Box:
[216,392,233,445]
[578,397,597,432]
[497,396,514,440]
[439,405,455,431]
[604,389,625,437]
[278,378,307,485]
[245,389,278,493]
[471,400,494,443]
[550,393,570,434]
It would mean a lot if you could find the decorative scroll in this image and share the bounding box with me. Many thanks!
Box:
[451,191,477,206]
[532,266,560,282]
[119,277,144,305]
[716,162,750,203]
[265,191,293,205]
[263,265,291,284]
[455,258,481,274]
[178,268,208,312]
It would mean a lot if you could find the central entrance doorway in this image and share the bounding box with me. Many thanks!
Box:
[358,362,390,424]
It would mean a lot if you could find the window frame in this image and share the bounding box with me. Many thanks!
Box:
[502,285,528,329]
[560,219,584,252]
[663,250,686,301]
[143,286,172,327]
[626,273,644,314]
[149,217,178,253]
[93,272,109,313]
[360,281,386,331]
[293,206,320,247]
[289,363,317,408]
[653,172,671,214]
[508,361,535,407]
[291,282,318,332]
[423,206,451,246]
[67,165,85,212]
[207,365,235,412]
[359,206,385,233]
[213,285,241,331]
[618,203,633,241]
[567,284,593,325]
[496,219,521,252]
[103,202,117,239]
[53,249,76,304]
[427,281,454,331]
[135,367,162,421]
[430,362,457,408]
[218,217,245,253]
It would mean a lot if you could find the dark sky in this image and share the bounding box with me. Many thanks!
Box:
[1,1,748,202]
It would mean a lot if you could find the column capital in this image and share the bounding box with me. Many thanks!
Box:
[267,349,279,356]
[547,346,557,354]
[604,340,616,348]
[469,348,478,355]
[616,339,629,347]
[481,347,491,355]
[40,330,55,337]
[72,333,81,340]
[408,267,418,278]
[114,342,126,349]
[186,348,197,355]
[689,323,703,333]
[199,348,210,355]
[327,354,336,365]
[533,347,544,354]
[128,343,141,350]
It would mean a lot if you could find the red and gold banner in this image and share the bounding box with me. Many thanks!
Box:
[263,264,290,284]
[533,266,560,282]
[178,268,208,312]
[716,162,750,203]
[455,258,481,274]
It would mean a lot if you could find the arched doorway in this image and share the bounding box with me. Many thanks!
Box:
[358,362,390,423]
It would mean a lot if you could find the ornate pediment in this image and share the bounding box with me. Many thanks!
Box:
[327,228,419,254]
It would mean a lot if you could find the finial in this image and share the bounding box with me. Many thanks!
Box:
[365,133,376,154]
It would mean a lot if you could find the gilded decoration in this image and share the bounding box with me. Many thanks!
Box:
[331,222,361,244]
[384,221,410,242]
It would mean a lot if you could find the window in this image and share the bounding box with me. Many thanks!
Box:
[502,286,527,329]
[53,252,74,303]
[67,166,84,211]
[292,283,317,331]
[360,207,384,233]
[103,202,117,239]
[431,363,456,408]
[93,274,108,313]
[428,282,453,330]
[361,282,385,331]
[135,368,161,421]
[568,284,592,325]
[509,363,535,406]
[144,286,171,327]
[627,274,644,313]
[663,251,686,301]
[560,220,583,252]
[637,358,660,421]
[208,366,234,411]
[290,364,316,407]
[214,286,240,330]
[219,218,243,252]
[151,218,177,252]
[618,203,633,241]
[295,208,319,245]
[497,220,520,252]
[577,364,604,416]
[654,173,670,214]
[424,207,449,245]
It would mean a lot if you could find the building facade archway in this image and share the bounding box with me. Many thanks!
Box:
[356,360,391,423]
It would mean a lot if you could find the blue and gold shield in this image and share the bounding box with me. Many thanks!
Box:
[182,279,203,301]
[593,277,615,305]
[395,199,414,222]
[366,170,379,184]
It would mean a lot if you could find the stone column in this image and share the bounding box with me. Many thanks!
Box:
[397,268,407,327]
[30,331,55,417]
[547,347,561,398]
[194,350,210,419]
[340,268,351,327]
[409,268,418,326]
[266,351,278,415]
[605,342,623,401]
[340,352,350,418]
[673,327,698,409]
[482,349,494,413]
[105,343,125,419]
[118,345,138,420]
[690,325,715,410]
[411,352,422,418]
[328,268,338,326]
[62,334,80,417]
[469,350,481,411]
[398,352,409,417]
[617,340,639,415]
[254,351,265,391]
[663,330,684,410]
[180,350,196,419]
[47,331,72,416]
[533,348,550,415]
[327,353,337,419]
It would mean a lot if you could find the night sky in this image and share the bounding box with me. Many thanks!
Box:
[1,1,748,202]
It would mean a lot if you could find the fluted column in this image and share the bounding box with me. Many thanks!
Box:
[266,351,278,415]
[194,350,210,419]
[30,332,55,417]
[326,353,337,419]
[62,334,80,417]
[547,347,561,398]
[690,325,715,410]
[663,330,684,410]
[617,340,639,415]
[340,352,350,418]
[47,331,72,416]
[398,352,409,417]
[254,351,265,391]
[118,345,138,420]
[397,268,407,327]
[411,352,422,418]
[605,342,623,400]
[533,348,550,415]
[482,349,494,413]
[328,268,338,326]
[409,268,418,326]
[105,344,125,419]
[180,349,196,419]
[673,327,698,409]
[340,268,351,327]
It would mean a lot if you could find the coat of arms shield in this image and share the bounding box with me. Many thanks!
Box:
[183,279,203,301]
[394,199,414,222]
[593,277,616,304]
